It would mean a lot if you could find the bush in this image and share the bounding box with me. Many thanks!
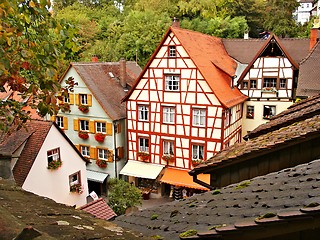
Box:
[108,178,142,215]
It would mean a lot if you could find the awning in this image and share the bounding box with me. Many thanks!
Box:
[120,160,164,179]
[87,170,109,183]
[160,168,210,191]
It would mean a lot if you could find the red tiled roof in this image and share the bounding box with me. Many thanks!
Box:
[297,41,320,97]
[69,61,141,120]
[123,27,247,108]
[80,198,117,220]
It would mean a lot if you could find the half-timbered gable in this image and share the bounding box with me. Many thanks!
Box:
[122,26,247,195]
[236,34,301,136]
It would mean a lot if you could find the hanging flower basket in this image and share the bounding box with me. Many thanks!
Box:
[78,131,89,139]
[94,133,106,142]
[47,160,62,170]
[78,104,89,113]
[138,152,150,161]
[162,154,175,162]
[96,159,107,168]
[70,184,83,194]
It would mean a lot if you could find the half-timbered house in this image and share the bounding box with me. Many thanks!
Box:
[121,25,247,196]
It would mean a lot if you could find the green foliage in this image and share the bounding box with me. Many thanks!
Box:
[151,214,158,220]
[235,181,251,189]
[179,229,197,238]
[107,178,142,215]
[0,0,78,131]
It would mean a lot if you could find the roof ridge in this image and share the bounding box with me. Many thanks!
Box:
[299,41,320,65]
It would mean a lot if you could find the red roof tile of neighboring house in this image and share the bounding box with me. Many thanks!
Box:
[80,198,117,220]
[63,61,141,120]
[297,41,320,97]
[123,27,247,108]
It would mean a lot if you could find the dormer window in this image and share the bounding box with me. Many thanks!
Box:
[168,46,176,57]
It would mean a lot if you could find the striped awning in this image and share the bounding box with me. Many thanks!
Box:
[87,170,109,183]
[120,160,164,179]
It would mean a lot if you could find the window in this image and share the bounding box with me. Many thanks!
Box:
[80,146,90,157]
[168,46,176,57]
[80,120,89,131]
[263,78,277,88]
[139,137,149,152]
[224,109,231,127]
[242,81,248,89]
[263,105,276,119]
[69,171,82,193]
[165,75,179,91]
[79,94,88,105]
[246,106,254,119]
[163,140,174,155]
[192,109,206,126]
[250,79,257,89]
[163,107,175,124]
[98,149,108,160]
[280,78,287,89]
[192,145,204,160]
[138,105,149,121]
[96,122,106,133]
[47,148,61,169]
[56,116,64,128]
[64,94,70,103]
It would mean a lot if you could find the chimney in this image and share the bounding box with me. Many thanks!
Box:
[92,56,99,62]
[310,18,320,50]
[119,58,126,88]
[172,17,180,28]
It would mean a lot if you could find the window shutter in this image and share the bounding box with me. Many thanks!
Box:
[108,149,114,162]
[69,93,75,105]
[89,120,95,133]
[75,94,79,105]
[118,147,124,159]
[106,123,113,135]
[63,117,68,130]
[117,123,121,133]
[90,147,96,159]
[50,115,56,122]
[87,94,92,106]
[73,119,79,131]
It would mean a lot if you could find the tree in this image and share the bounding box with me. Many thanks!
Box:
[0,0,78,131]
[107,178,142,215]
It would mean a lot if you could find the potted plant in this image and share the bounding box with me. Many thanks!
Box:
[70,184,83,194]
[94,133,106,142]
[96,159,107,168]
[78,131,89,139]
[138,152,150,161]
[59,102,70,113]
[47,160,62,170]
[78,104,89,113]
[162,154,175,162]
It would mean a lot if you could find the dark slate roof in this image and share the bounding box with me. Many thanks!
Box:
[223,38,310,64]
[115,159,320,240]
[80,198,117,220]
[246,94,320,139]
[0,179,150,240]
[296,41,320,97]
[71,61,141,120]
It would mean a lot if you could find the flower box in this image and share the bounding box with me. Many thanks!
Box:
[262,87,277,93]
[78,104,89,113]
[96,159,107,168]
[70,184,83,194]
[48,160,62,170]
[59,103,70,113]
[78,131,89,139]
[191,159,203,167]
[138,152,150,161]
[162,154,175,162]
[94,133,106,142]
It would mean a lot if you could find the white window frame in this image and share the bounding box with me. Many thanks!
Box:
[246,105,254,119]
[96,122,106,133]
[280,78,287,89]
[138,105,149,121]
[165,75,180,91]
[69,171,81,187]
[56,116,64,128]
[163,107,175,124]
[263,105,276,119]
[163,140,174,155]
[263,78,277,88]
[192,109,206,126]
[168,46,176,57]
[80,120,89,131]
[47,148,60,163]
[139,137,149,152]
[80,146,90,157]
[64,94,70,103]
[192,145,204,160]
[80,94,88,105]
[98,149,108,160]
[250,79,257,89]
